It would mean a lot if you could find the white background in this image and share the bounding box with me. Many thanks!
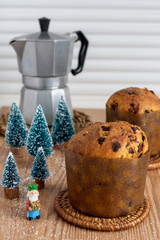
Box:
[1,0,160,108]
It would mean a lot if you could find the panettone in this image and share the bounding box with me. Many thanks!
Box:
[65,121,149,218]
[107,87,160,114]
[106,87,160,157]
[66,121,148,159]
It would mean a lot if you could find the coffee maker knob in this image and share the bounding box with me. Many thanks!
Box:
[39,17,50,32]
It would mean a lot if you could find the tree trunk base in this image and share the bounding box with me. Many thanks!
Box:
[35,179,44,190]
[4,187,19,199]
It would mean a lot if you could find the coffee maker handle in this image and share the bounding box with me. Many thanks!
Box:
[71,31,89,76]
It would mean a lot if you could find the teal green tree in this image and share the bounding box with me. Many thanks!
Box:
[26,105,53,157]
[30,147,49,181]
[1,152,21,189]
[5,102,28,147]
[51,96,75,144]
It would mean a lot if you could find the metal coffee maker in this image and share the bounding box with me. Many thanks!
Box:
[10,17,89,125]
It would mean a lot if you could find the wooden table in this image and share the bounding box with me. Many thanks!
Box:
[0,109,160,240]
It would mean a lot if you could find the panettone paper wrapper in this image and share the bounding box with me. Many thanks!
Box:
[106,107,160,158]
[65,149,150,218]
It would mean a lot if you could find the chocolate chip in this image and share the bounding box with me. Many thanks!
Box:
[126,142,130,147]
[145,109,150,113]
[142,133,145,141]
[98,137,106,145]
[131,126,139,133]
[101,126,110,131]
[128,90,135,95]
[128,147,135,154]
[111,102,118,111]
[138,153,143,158]
[129,201,133,207]
[128,135,133,138]
[150,90,155,94]
[112,142,121,152]
[128,103,139,114]
[138,143,143,152]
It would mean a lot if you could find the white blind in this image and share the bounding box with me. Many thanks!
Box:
[1,0,160,108]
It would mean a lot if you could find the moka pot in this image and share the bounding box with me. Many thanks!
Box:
[10,17,89,125]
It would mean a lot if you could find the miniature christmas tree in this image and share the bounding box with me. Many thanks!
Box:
[51,96,75,144]
[30,147,49,190]
[1,152,21,199]
[26,105,53,157]
[5,102,28,148]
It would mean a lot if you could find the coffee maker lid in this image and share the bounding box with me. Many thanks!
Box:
[11,17,70,42]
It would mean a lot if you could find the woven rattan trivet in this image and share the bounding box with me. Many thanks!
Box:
[0,106,10,136]
[148,154,160,171]
[54,190,150,231]
[73,110,92,133]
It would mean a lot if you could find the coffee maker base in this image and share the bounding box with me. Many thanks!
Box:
[20,86,73,126]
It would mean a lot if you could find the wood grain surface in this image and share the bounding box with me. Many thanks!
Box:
[0,109,159,240]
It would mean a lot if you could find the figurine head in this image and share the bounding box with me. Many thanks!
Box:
[27,183,39,202]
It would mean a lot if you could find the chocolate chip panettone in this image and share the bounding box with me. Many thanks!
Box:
[65,121,149,218]
[106,87,160,158]
[67,121,148,159]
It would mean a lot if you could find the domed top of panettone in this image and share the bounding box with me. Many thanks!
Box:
[65,121,149,159]
[106,87,160,114]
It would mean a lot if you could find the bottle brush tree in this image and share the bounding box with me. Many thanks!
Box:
[30,147,50,190]
[5,102,28,148]
[26,105,53,157]
[51,96,75,144]
[1,152,21,199]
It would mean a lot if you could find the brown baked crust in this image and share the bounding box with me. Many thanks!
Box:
[66,121,148,159]
[106,87,160,114]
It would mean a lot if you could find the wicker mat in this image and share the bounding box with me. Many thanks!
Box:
[148,154,160,171]
[54,190,150,231]
[72,110,92,133]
